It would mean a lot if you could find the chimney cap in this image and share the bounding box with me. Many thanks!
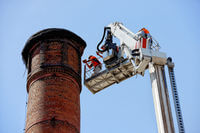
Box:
[22,28,86,67]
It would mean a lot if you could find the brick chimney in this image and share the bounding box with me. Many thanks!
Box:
[22,28,86,133]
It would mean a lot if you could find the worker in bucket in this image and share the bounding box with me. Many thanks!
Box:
[136,28,150,38]
[136,27,153,48]
[83,55,102,75]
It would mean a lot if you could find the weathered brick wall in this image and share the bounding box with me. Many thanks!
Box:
[22,29,86,133]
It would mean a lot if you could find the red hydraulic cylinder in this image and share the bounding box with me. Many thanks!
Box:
[22,28,86,133]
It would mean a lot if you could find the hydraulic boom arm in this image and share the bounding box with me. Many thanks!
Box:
[84,22,185,133]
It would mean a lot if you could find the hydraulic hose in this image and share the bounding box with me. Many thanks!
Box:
[97,27,110,52]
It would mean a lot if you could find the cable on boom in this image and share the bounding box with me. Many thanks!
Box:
[97,27,110,52]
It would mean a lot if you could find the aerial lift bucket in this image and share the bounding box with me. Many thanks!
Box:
[84,58,136,94]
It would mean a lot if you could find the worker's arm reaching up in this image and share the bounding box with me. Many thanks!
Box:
[96,51,103,58]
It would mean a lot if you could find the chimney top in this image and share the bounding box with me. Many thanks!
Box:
[22,28,86,67]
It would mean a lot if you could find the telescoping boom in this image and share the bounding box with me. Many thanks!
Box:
[83,22,185,133]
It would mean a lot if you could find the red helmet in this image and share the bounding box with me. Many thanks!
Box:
[88,55,93,59]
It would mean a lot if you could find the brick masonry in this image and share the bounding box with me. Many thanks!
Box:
[22,29,86,133]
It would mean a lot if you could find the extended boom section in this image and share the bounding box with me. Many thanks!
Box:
[149,63,175,133]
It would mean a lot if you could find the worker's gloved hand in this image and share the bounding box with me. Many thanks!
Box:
[83,59,87,63]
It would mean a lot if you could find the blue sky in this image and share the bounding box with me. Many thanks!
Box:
[0,0,199,133]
